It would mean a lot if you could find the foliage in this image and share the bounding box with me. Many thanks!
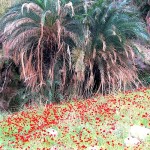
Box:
[132,0,150,33]
[0,0,12,16]
[0,58,22,111]
[0,0,20,16]
[0,0,149,106]
[138,70,150,86]
[0,0,83,102]
[71,0,149,96]
[132,0,150,17]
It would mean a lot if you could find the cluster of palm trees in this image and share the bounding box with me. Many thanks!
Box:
[0,0,149,105]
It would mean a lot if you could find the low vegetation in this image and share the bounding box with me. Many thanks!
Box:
[0,87,150,149]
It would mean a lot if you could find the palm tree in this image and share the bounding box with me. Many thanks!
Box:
[0,0,83,102]
[71,0,150,95]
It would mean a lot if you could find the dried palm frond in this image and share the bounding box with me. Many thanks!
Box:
[21,2,42,15]
[132,41,150,65]
[0,0,82,102]
[64,1,75,17]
